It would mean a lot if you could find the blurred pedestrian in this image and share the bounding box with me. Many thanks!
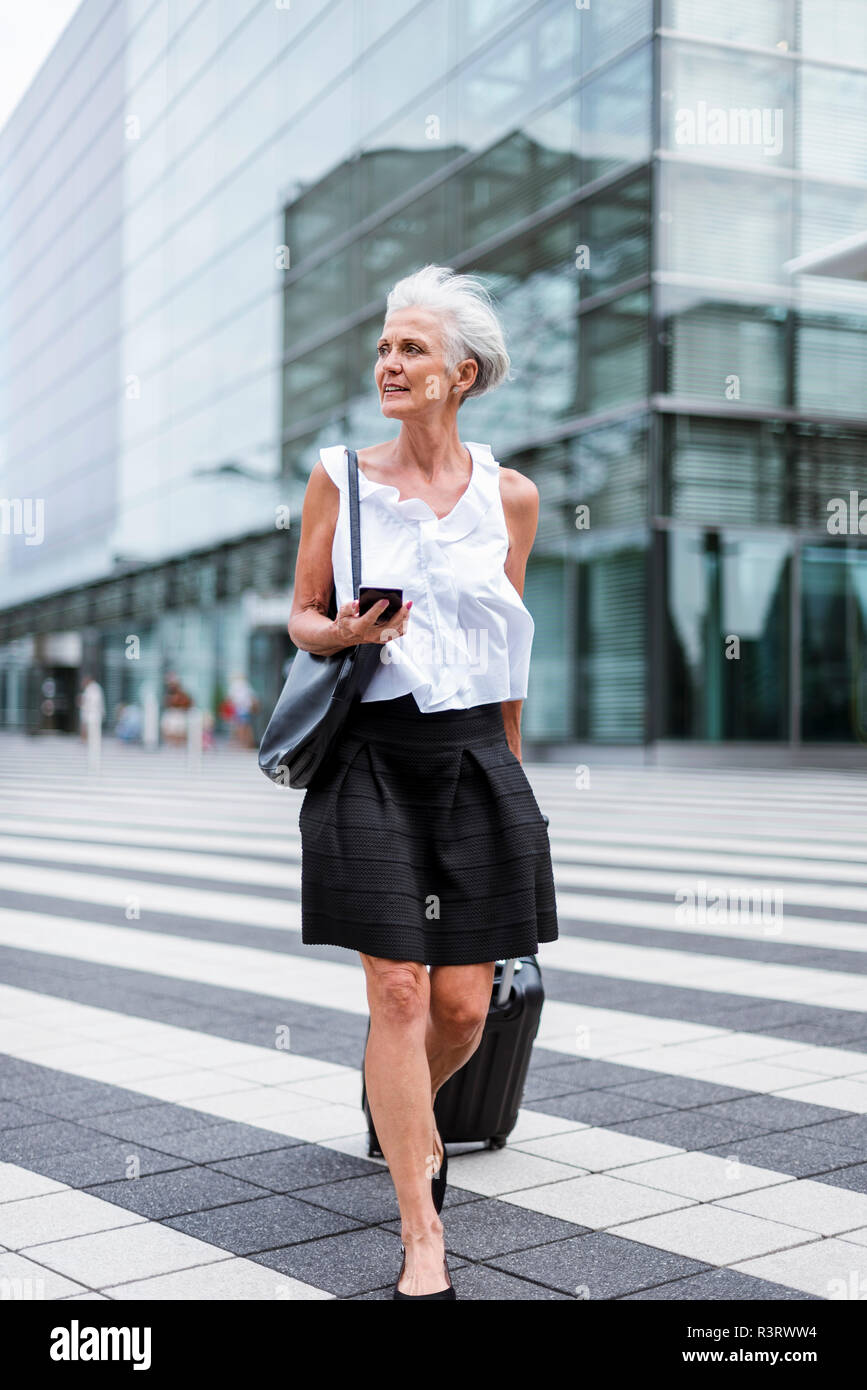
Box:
[115,702,143,742]
[227,672,259,748]
[78,674,105,741]
[161,671,193,746]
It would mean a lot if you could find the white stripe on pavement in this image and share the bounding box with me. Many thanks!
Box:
[4,896,867,1021]
[3,910,867,1108]
[4,853,867,960]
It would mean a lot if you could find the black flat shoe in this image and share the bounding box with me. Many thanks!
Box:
[431,1134,448,1216]
[393,1243,456,1300]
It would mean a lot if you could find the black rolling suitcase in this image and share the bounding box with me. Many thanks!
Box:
[361,952,546,1156]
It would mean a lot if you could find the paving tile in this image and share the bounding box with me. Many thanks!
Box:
[508,1111,589,1144]
[209,1144,381,1192]
[215,1056,347,1085]
[768,1047,867,1078]
[512,1128,678,1173]
[86,1167,267,1219]
[607,1076,749,1109]
[693,1095,845,1131]
[717,1178,867,1236]
[612,1151,788,1202]
[251,1226,408,1297]
[0,1249,91,1300]
[0,1161,65,1203]
[346,1256,563,1300]
[106,1257,334,1300]
[680,1035,816,1065]
[182,1089,318,1124]
[447,1147,583,1196]
[344,1253,472,1299]
[815,1164,867,1195]
[0,1120,110,1164]
[0,1101,56,1130]
[778,1078,867,1112]
[125,1072,259,1105]
[530,1059,658,1089]
[21,1221,230,1287]
[279,1072,365,1106]
[732,1237,867,1299]
[448,1264,572,1300]
[695,1061,834,1094]
[32,1086,159,1121]
[142,1122,301,1163]
[501,1173,693,1228]
[521,1072,597,1103]
[0,1188,144,1249]
[384,1197,582,1260]
[21,1139,191,1188]
[609,1112,767,1151]
[296,1166,476,1221]
[293,1171,405,1224]
[489,1230,710,1298]
[250,1103,367,1143]
[86,1103,223,1142]
[164,1193,362,1254]
[621,1268,820,1300]
[520,1059,655,1101]
[702,1132,861,1179]
[611,1205,817,1266]
[524,1091,674,1127]
[797,1115,867,1150]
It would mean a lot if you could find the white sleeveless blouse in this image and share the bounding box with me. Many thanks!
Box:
[318,441,535,712]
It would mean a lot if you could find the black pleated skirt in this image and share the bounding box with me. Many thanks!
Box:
[298,693,559,966]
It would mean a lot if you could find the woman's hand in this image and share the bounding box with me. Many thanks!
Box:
[332,598,413,648]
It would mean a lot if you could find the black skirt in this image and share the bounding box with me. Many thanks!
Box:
[299,693,559,966]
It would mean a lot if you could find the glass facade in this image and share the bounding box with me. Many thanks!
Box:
[1,0,866,748]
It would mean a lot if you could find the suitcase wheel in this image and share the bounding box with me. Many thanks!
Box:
[368,1139,384,1159]
[488,1135,508,1150]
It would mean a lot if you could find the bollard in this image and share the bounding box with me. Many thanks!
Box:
[187,706,203,774]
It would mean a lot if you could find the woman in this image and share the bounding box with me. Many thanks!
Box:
[288,264,558,1299]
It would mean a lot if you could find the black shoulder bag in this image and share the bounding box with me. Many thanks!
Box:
[258,448,381,788]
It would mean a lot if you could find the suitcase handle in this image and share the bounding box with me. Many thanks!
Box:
[496,958,516,1006]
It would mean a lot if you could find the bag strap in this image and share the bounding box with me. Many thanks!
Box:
[346,448,362,600]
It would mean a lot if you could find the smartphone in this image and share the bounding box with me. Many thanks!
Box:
[358,586,404,624]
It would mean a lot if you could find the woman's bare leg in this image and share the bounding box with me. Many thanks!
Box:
[360,954,447,1295]
[427,962,496,1105]
[360,954,494,1295]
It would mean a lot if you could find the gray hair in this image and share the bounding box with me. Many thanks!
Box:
[383,264,511,402]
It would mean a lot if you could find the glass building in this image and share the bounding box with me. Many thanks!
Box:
[1,0,866,750]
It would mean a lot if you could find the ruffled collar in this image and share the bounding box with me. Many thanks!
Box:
[355,441,499,542]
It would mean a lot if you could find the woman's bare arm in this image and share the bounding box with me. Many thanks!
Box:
[499,468,540,763]
[287,461,411,656]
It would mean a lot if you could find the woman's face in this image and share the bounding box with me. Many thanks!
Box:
[375,307,469,418]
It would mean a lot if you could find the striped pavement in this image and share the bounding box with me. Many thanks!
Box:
[1,734,867,1299]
